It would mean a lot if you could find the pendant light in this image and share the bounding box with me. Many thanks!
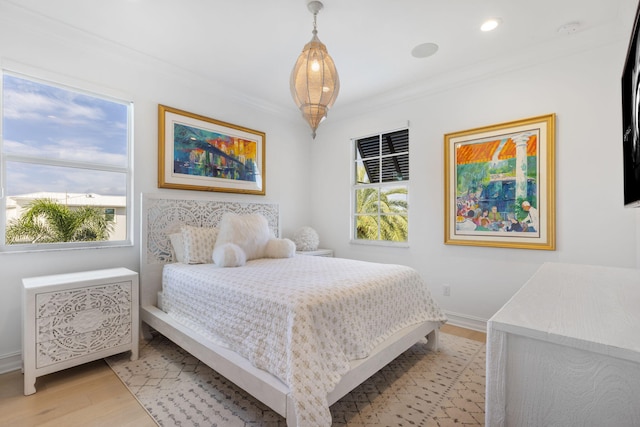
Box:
[290,0,340,139]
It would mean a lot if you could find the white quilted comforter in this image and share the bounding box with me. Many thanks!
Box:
[161,255,446,427]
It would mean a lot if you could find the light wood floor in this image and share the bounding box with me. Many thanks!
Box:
[440,323,486,342]
[0,325,485,427]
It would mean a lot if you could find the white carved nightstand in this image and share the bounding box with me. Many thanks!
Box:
[22,267,139,395]
[296,249,334,257]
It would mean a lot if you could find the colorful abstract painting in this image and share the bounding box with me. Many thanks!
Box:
[172,123,259,183]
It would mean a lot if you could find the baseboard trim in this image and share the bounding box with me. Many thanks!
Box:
[444,310,488,333]
[0,352,22,374]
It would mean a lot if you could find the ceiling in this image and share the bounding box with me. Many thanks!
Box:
[5,0,639,116]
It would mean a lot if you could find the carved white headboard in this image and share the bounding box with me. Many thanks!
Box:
[140,193,279,306]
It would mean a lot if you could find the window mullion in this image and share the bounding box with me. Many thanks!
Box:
[5,154,128,174]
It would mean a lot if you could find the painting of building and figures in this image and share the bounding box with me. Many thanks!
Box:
[445,114,555,250]
[455,132,539,235]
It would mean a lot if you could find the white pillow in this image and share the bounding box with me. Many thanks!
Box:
[212,243,247,267]
[214,213,273,260]
[265,238,296,258]
[169,232,185,263]
[181,225,219,264]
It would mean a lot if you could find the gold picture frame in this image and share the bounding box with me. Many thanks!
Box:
[444,114,556,250]
[158,105,265,195]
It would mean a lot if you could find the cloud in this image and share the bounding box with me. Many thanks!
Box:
[4,89,106,124]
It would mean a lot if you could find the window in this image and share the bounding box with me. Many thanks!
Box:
[352,128,409,244]
[104,208,116,222]
[1,71,132,251]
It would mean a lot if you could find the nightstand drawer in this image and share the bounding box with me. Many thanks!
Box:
[37,307,132,342]
[36,281,131,318]
[36,323,132,368]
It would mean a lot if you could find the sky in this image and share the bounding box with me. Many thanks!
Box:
[2,74,129,196]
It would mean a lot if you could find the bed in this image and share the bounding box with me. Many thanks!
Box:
[140,193,447,427]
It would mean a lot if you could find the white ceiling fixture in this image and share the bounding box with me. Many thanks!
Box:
[481,18,502,32]
[411,42,439,59]
[557,22,582,35]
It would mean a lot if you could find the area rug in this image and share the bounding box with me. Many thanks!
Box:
[106,332,485,426]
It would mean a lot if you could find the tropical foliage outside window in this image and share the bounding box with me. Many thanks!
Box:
[353,128,409,243]
[6,198,114,244]
[1,71,132,251]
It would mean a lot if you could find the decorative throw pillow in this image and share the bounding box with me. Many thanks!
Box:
[265,238,296,258]
[181,225,219,264]
[292,226,320,251]
[169,232,185,263]
[212,242,247,267]
[214,213,273,260]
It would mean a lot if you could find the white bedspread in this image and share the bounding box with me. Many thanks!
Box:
[161,255,446,427]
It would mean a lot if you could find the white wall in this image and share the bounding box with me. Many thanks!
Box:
[0,5,312,371]
[312,40,639,330]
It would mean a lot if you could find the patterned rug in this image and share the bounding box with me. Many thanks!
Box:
[106,332,485,426]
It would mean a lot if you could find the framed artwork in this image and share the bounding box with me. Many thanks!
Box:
[158,105,265,195]
[444,114,556,250]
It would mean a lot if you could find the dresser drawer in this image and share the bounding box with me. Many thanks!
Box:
[36,323,132,368]
[37,307,131,342]
[36,281,131,318]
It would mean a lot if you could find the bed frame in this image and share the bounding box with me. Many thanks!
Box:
[139,193,440,427]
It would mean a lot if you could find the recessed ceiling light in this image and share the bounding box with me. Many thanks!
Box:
[411,42,439,58]
[481,18,501,32]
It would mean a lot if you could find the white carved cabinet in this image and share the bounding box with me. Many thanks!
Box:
[486,262,640,427]
[22,267,139,395]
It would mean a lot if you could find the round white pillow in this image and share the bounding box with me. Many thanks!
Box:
[292,226,320,251]
[265,238,296,258]
[212,242,247,267]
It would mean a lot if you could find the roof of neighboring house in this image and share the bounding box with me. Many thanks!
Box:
[8,193,126,208]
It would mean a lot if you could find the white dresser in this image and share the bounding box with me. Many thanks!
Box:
[486,262,640,427]
[22,267,139,395]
